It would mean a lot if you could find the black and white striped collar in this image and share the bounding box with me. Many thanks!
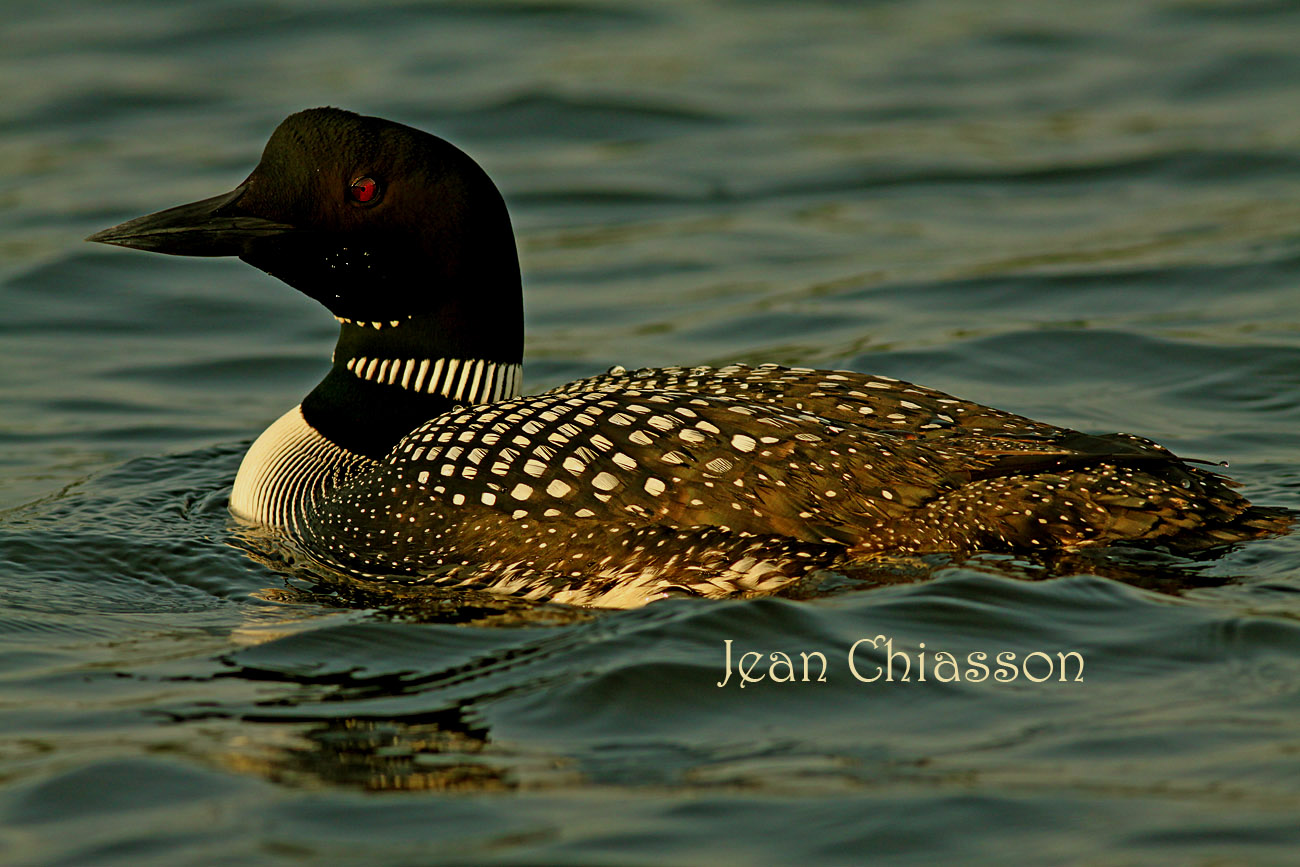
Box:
[341,355,522,404]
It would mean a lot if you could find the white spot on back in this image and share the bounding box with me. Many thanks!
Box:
[731,434,757,452]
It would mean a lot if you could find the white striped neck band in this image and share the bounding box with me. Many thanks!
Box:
[342,356,522,404]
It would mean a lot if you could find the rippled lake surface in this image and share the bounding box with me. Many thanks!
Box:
[3,1,1300,864]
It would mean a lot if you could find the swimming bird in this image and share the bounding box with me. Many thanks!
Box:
[87,108,1287,607]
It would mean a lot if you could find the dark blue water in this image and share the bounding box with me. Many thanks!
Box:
[4,1,1300,864]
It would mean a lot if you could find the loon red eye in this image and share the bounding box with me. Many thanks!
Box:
[348,176,381,204]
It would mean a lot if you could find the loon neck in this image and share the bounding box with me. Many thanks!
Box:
[301,316,522,460]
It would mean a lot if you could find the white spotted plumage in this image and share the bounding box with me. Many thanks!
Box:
[250,362,1278,607]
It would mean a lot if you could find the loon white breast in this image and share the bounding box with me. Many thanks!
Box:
[88,107,1288,607]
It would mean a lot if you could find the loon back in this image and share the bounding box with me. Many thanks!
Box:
[88,107,1289,607]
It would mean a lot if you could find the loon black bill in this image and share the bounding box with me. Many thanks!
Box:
[87,182,295,257]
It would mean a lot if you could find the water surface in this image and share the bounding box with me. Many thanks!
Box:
[3,1,1300,864]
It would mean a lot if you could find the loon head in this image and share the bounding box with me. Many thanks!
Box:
[88,107,523,362]
[90,108,525,458]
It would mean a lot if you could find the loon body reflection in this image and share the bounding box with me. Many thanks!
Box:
[88,108,1287,607]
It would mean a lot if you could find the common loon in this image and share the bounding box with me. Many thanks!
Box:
[88,108,1287,607]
